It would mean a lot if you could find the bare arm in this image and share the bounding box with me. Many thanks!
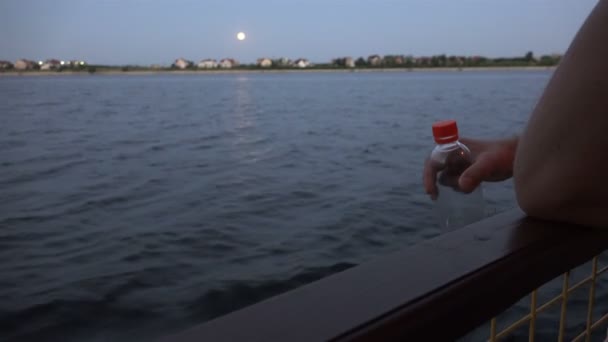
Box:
[514,0,608,227]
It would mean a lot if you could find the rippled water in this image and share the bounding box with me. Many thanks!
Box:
[1,71,584,341]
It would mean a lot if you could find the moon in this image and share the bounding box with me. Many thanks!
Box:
[237,32,246,41]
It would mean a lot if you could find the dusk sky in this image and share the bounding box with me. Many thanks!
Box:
[0,0,598,65]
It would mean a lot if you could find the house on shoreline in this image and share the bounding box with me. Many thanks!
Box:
[219,58,238,68]
[294,59,311,68]
[275,57,292,67]
[40,59,61,70]
[368,55,382,66]
[14,59,36,70]
[173,58,193,69]
[198,59,218,69]
[345,57,355,68]
[332,57,355,68]
[257,58,272,68]
[68,60,86,67]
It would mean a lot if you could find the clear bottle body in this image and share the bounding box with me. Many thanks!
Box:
[431,141,485,231]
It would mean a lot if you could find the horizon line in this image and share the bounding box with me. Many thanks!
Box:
[2,51,564,67]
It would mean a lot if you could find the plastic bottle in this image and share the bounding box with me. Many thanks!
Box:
[430,120,485,231]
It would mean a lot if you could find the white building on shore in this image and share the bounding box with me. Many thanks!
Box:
[219,58,238,69]
[40,59,62,70]
[198,59,218,69]
[14,59,36,70]
[294,59,311,68]
[173,58,193,69]
[345,57,355,68]
[257,58,273,68]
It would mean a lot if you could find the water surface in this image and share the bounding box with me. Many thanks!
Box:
[3,71,591,341]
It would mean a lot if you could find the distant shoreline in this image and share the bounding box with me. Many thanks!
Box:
[0,66,555,77]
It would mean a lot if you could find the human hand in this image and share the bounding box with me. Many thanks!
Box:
[423,137,518,199]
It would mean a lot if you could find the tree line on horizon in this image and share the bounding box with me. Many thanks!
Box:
[326,51,560,69]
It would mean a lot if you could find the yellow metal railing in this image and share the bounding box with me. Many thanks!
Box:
[488,256,608,341]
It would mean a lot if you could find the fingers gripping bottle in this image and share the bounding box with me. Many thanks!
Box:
[431,120,485,231]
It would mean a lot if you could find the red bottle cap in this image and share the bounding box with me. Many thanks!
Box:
[432,120,459,144]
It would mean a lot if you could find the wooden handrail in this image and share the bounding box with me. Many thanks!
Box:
[160,209,608,342]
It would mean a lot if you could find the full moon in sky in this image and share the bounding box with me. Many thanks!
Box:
[237,32,246,41]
